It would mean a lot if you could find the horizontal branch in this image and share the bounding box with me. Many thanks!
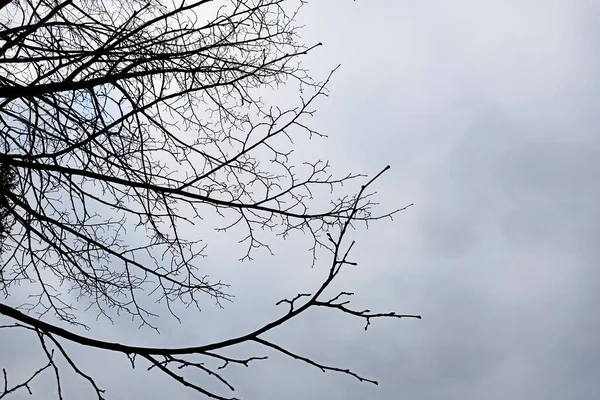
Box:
[0,156,352,221]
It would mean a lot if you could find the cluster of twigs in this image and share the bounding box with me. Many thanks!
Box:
[0,0,418,398]
[1,167,418,399]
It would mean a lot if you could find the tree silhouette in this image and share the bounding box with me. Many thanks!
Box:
[0,0,419,398]
[0,162,16,253]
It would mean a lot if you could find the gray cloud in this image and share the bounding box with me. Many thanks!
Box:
[3,0,600,399]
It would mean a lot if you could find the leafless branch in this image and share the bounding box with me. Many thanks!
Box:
[0,0,419,398]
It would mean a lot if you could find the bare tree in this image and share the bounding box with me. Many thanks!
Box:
[0,0,419,399]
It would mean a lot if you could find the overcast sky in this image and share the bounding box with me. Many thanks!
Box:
[3,0,600,399]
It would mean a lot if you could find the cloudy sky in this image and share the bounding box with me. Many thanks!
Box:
[3,0,600,399]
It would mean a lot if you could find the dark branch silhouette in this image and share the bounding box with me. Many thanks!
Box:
[0,0,419,398]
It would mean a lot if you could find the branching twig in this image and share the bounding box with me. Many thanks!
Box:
[0,0,420,398]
